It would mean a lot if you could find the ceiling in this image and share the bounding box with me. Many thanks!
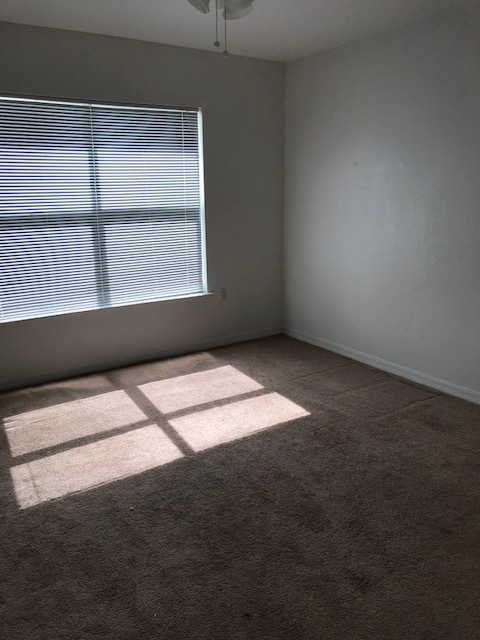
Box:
[0,0,473,61]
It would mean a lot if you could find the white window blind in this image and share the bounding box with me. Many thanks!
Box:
[0,95,207,323]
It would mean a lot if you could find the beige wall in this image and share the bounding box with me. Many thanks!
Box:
[0,22,285,389]
[284,9,480,402]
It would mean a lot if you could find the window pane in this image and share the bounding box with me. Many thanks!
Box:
[0,218,98,321]
[105,212,203,305]
[0,100,92,216]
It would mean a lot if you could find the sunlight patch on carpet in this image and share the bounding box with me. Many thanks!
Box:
[169,393,310,452]
[139,365,263,413]
[10,425,183,508]
[4,390,147,457]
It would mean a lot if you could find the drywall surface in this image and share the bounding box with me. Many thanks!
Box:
[285,10,480,400]
[0,22,284,389]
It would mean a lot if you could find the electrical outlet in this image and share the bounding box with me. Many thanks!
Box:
[221,287,228,301]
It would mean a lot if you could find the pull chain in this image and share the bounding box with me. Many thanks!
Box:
[214,0,220,49]
[223,4,229,57]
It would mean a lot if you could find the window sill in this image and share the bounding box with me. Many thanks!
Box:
[0,291,214,325]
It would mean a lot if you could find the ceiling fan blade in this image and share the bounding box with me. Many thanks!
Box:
[187,0,211,15]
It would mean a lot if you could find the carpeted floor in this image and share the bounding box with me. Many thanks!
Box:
[1,335,480,639]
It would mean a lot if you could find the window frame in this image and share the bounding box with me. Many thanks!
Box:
[0,93,210,324]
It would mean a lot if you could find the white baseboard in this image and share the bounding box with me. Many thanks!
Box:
[6,324,478,406]
[284,326,480,405]
[1,326,282,392]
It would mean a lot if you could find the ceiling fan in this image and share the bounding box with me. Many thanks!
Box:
[187,0,255,57]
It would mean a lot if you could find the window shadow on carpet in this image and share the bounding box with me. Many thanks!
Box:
[4,362,309,509]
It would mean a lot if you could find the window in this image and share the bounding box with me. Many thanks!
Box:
[0,95,207,323]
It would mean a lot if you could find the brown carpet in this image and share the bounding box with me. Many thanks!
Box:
[1,335,480,639]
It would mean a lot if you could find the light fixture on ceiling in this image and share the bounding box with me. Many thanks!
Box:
[187,0,255,57]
